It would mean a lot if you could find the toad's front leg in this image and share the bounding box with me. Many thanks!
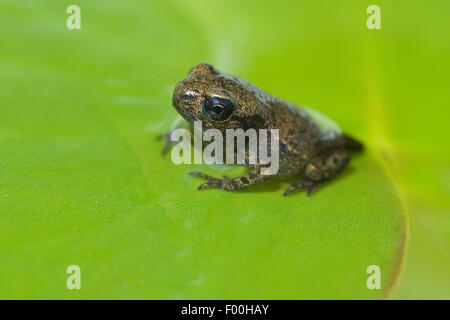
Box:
[157,117,193,155]
[189,165,273,191]
[158,127,193,155]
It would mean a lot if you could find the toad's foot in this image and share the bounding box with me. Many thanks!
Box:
[283,178,324,197]
[189,171,233,190]
[157,131,175,155]
[190,166,272,191]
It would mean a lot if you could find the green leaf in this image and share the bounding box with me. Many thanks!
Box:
[0,0,414,299]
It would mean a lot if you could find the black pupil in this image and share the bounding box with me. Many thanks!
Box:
[211,104,223,115]
[203,96,235,121]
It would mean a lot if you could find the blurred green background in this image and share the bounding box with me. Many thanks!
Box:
[0,0,448,299]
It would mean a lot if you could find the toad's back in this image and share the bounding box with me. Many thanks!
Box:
[262,98,344,178]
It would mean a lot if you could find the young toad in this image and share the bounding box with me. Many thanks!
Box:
[160,63,363,196]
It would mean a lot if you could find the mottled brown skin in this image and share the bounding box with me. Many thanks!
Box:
[160,63,363,196]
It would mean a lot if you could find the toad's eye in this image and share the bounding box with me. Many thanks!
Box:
[202,96,235,121]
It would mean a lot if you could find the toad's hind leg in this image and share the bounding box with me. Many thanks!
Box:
[283,149,349,196]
